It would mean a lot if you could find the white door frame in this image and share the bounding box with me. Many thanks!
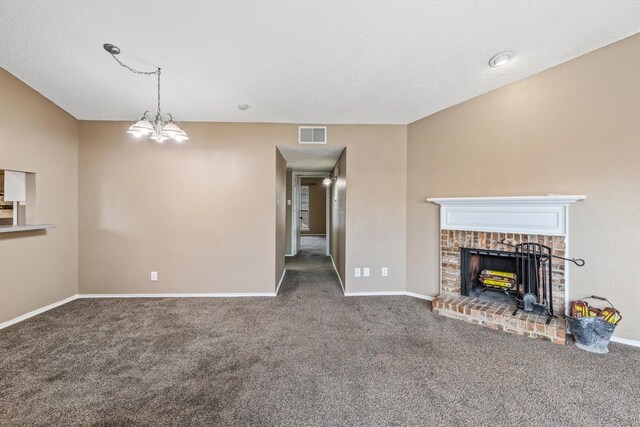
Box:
[291,171,331,256]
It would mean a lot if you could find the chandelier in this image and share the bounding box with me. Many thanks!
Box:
[104,43,189,143]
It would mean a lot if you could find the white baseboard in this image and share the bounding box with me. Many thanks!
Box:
[329,255,345,293]
[404,291,435,301]
[0,294,79,330]
[344,291,407,297]
[611,336,640,348]
[78,293,277,298]
[344,291,434,301]
[275,269,287,295]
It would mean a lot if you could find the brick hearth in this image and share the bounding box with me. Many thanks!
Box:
[432,294,566,345]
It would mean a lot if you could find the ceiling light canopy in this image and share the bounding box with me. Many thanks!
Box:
[104,43,188,143]
[489,51,514,67]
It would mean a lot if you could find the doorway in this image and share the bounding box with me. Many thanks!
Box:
[276,144,347,292]
[291,172,331,256]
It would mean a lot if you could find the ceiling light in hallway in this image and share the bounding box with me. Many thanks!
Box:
[323,174,336,186]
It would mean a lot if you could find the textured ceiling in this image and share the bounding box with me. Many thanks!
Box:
[0,1,638,124]
[278,145,345,172]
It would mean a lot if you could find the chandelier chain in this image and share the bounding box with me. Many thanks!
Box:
[108,52,158,76]
[108,52,162,116]
[157,68,161,116]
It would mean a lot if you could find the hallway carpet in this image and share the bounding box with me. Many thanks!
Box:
[299,235,326,255]
[1,247,639,426]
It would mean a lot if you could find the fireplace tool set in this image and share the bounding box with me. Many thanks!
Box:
[487,239,585,323]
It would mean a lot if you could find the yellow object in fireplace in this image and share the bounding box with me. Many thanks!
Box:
[483,270,516,279]
[479,269,516,289]
[481,279,512,288]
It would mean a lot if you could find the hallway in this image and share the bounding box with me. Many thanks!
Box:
[279,235,343,297]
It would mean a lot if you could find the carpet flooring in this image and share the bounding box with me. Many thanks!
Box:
[299,235,327,254]
[1,236,639,426]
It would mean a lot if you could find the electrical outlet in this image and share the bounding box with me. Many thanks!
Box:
[381,267,388,277]
[363,267,370,277]
[151,271,158,281]
[354,268,361,278]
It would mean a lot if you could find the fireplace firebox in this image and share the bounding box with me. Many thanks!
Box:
[460,248,518,299]
[460,242,566,323]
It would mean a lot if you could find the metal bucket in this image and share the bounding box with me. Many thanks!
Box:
[567,316,616,354]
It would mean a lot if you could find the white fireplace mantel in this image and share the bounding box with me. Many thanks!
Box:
[427,195,586,236]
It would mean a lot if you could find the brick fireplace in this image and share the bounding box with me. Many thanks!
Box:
[427,195,585,345]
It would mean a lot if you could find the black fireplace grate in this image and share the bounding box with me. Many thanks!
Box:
[501,240,585,323]
[513,242,554,318]
[460,241,585,324]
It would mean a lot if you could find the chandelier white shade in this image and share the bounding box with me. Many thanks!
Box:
[105,43,188,143]
[126,112,189,143]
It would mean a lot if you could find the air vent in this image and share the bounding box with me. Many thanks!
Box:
[298,126,327,144]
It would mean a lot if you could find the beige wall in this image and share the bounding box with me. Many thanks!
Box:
[300,178,326,235]
[275,148,286,288]
[330,150,347,286]
[332,126,407,293]
[78,122,287,294]
[78,122,407,296]
[0,68,78,324]
[406,34,640,340]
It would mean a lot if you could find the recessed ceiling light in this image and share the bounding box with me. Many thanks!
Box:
[238,103,250,110]
[489,51,514,67]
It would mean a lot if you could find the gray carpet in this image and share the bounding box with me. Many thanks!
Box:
[299,235,327,255]
[1,241,639,426]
